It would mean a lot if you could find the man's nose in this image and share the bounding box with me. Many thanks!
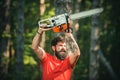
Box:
[62,46,66,50]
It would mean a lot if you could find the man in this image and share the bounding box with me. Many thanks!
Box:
[32,24,80,80]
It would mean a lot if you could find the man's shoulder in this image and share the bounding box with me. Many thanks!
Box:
[40,52,53,63]
[45,52,53,57]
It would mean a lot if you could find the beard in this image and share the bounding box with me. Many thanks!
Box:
[55,49,67,60]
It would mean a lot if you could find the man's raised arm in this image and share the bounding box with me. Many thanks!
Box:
[32,28,46,60]
[65,33,80,66]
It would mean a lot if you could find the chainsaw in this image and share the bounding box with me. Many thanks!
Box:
[38,8,103,33]
[38,13,71,32]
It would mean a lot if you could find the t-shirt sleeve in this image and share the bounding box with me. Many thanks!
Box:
[40,52,49,64]
[67,57,74,68]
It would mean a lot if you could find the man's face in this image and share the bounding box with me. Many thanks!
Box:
[54,42,67,60]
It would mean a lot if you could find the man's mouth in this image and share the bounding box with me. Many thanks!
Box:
[59,50,66,52]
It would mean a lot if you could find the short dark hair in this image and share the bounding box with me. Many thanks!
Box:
[51,35,65,46]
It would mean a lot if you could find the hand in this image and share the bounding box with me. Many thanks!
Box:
[65,27,73,33]
[64,19,73,33]
[68,19,73,27]
[38,24,52,33]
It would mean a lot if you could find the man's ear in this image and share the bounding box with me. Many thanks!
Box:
[51,46,55,51]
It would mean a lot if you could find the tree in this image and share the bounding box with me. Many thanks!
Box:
[0,0,11,80]
[89,0,119,80]
[15,0,24,80]
[89,0,100,80]
[39,0,46,49]
[54,0,73,36]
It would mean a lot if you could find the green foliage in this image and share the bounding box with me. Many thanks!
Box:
[23,0,55,79]
[6,0,55,79]
[99,0,120,79]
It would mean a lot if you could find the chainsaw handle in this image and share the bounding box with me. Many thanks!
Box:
[39,27,52,31]
[38,23,52,31]
[39,24,51,28]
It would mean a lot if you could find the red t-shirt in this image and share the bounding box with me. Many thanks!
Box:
[40,52,73,80]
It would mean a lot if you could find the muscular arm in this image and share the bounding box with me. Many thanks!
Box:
[31,28,46,60]
[65,33,80,66]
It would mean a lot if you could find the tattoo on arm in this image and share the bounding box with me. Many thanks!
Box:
[65,34,79,55]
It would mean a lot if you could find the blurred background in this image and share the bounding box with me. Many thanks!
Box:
[0,0,120,80]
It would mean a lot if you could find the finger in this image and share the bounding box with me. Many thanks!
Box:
[65,28,73,33]
[39,23,47,28]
